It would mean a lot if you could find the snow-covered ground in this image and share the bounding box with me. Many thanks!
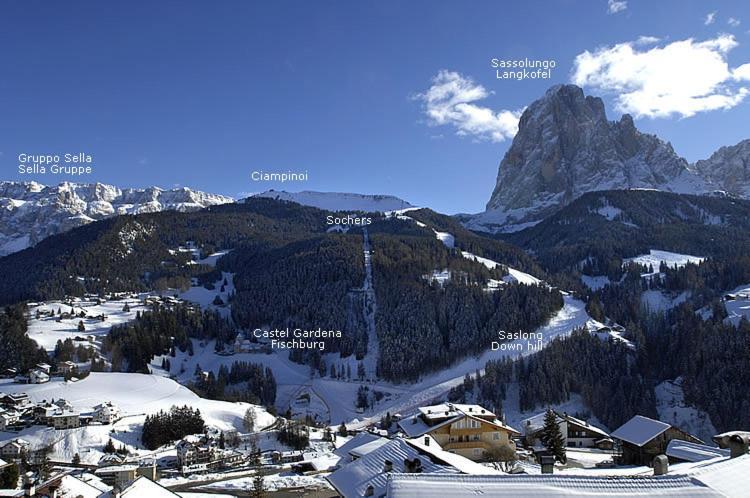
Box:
[27,296,149,351]
[624,250,705,271]
[723,284,750,326]
[253,190,414,212]
[199,472,331,493]
[641,290,690,312]
[0,373,273,464]
[655,378,716,444]
[581,275,610,291]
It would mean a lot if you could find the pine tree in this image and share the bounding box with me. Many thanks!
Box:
[540,408,566,463]
[72,453,81,465]
[338,422,348,437]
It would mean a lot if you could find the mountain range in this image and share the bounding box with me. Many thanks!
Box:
[3,84,750,255]
[0,181,232,256]
[462,84,750,233]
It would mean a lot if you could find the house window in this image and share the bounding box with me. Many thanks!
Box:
[472,434,480,441]
[473,449,482,456]
[493,432,500,440]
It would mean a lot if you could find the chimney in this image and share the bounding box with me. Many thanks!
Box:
[383,459,393,472]
[365,484,374,496]
[729,434,750,458]
[468,407,473,412]
[653,455,668,475]
[424,436,429,446]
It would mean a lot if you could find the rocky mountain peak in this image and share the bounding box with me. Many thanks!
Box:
[695,139,750,197]
[470,84,705,233]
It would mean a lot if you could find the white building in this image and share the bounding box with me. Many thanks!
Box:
[0,410,20,431]
[0,439,30,459]
[93,402,121,424]
[29,369,50,384]
[50,411,80,430]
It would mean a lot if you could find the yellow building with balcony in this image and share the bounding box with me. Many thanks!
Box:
[398,403,519,461]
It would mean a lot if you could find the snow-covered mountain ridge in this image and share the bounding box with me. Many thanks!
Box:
[0,181,233,256]
[463,85,750,233]
[252,189,415,212]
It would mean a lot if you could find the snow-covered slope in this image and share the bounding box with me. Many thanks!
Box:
[253,190,414,212]
[0,373,273,463]
[0,181,233,256]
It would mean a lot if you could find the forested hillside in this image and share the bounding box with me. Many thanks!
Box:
[0,198,328,304]
[502,190,750,274]
[372,233,563,381]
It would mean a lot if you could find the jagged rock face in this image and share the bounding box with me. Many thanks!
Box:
[0,181,232,256]
[473,85,705,232]
[695,139,750,197]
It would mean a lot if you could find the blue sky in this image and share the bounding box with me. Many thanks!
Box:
[1,0,749,214]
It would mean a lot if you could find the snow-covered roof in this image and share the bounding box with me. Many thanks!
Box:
[385,473,725,497]
[666,440,729,463]
[334,432,385,459]
[57,474,110,498]
[418,404,494,421]
[350,438,391,458]
[406,436,503,475]
[611,415,671,447]
[687,453,750,497]
[118,477,180,497]
[400,404,513,438]
[327,438,458,498]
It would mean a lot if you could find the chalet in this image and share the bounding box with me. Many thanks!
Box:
[95,463,139,488]
[176,435,214,472]
[57,361,77,374]
[29,369,50,384]
[522,410,610,449]
[54,398,74,411]
[35,363,51,374]
[0,438,30,459]
[611,415,703,466]
[50,411,80,430]
[0,410,20,430]
[93,401,121,424]
[175,435,242,474]
[1,368,17,379]
[271,450,305,464]
[398,404,519,461]
[34,403,60,424]
[1,393,31,410]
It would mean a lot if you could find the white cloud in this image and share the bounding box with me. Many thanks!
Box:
[416,70,522,142]
[607,0,627,14]
[635,36,661,45]
[735,64,750,81]
[728,17,741,28]
[571,35,750,118]
[705,11,717,25]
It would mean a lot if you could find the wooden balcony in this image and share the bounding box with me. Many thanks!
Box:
[443,440,490,450]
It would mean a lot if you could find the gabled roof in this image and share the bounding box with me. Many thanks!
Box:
[119,476,180,497]
[666,440,729,463]
[334,432,385,459]
[611,415,670,447]
[399,406,518,438]
[327,438,458,498]
[57,474,109,498]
